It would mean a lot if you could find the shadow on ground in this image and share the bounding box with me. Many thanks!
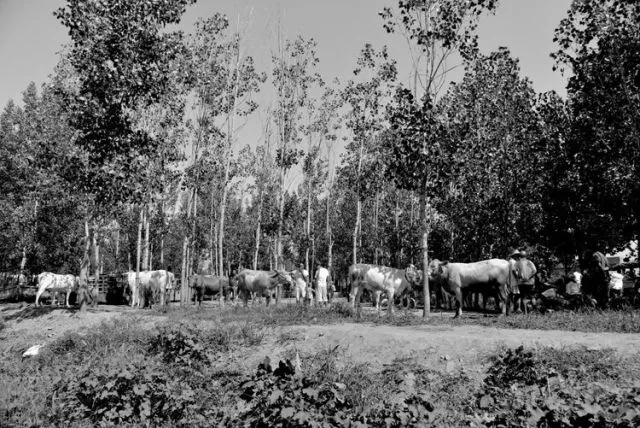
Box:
[1,305,77,322]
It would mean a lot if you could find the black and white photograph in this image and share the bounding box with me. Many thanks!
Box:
[1,0,639,426]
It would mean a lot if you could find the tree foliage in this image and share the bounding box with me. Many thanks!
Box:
[553,0,640,250]
[54,0,196,206]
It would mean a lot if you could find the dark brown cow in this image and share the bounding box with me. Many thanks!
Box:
[190,274,235,305]
[234,269,293,307]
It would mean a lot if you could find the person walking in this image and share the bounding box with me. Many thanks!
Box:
[515,250,537,314]
[315,263,330,307]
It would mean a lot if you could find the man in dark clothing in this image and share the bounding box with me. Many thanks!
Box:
[581,251,610,309]
[515,250,537,314]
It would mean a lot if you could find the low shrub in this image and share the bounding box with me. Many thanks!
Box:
[230,356,434,427]
[50,358,219,426]
[329,301,355,318]
[471,346,640,427]
[150,324,213,367]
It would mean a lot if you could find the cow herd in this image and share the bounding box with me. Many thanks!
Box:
[26,256,543,318]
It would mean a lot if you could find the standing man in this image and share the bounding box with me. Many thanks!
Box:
[292,263,309,304]
[515,250,537,314]
[315,263,330,307]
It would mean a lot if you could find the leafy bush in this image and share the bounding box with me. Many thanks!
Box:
[150,324,213,366]
[240,322,266,345]
[329,301,355,317]
[485,346,549,389]
[50,359,214,426]
[231,357,434,427]
[471,346,640,427]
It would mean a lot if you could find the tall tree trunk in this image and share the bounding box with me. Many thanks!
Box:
[374,192,380,265]
[394,194,400,266]
[92,224,100,284]
[78,220,92,312]
[352,198,361,266]
[218,43,243,284]
[421,195,431,317]
[410,192,415,264]
[187,189,198,303]
[135,209,143,308]
[142,206,150,271]
[326,187,333,273]
[180,236,189,306]
[276,166,286,270]
[253,189,264,270]
[160,199,165,269]
[210,186,216,275]
[352,138,365,266]
[115,226,120,272]
[305,187,312,270]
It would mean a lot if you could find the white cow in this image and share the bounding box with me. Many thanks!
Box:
[349,263,421,318]
[35,273,78,307]
[126,270,173,308]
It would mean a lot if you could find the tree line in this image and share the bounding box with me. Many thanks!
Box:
[0,0,638,312]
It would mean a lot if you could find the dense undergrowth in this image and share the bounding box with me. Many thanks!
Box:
[2,310,640,427]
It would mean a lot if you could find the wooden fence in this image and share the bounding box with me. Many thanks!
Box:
[0,272,129,305]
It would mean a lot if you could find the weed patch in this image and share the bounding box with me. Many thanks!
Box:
[470,345,640,427]
[231,356,434,427]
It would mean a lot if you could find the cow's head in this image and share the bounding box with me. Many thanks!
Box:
[271,270,293,287]
[428,259,449,281]
[404,264,423,288]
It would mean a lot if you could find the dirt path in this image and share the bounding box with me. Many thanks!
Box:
[3,303,640,373]
[254,322,640,374]
[0,303,129,355]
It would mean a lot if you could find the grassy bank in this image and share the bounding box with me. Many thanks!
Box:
[2,309,640,427]
[153,301,640,334]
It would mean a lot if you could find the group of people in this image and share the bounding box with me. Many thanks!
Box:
[508,248,637,311]
[291,263,334,306]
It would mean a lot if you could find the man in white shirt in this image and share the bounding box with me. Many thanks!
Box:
[315,264,330,306]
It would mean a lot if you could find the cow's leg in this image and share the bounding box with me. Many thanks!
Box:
[350,284,360,309]
[482,293,488,317]
[65,289,72,308]
[387,288,395,318]
[35,288,45,307]
[355,287,363,319]
[454,288,463,318]
[498,284,508,316]
[374,290,382,317]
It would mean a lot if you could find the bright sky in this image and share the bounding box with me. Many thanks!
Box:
[1,0,570,105]
[0,0,571,185]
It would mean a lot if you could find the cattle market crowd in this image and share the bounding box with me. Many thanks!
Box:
[1,246,638,318]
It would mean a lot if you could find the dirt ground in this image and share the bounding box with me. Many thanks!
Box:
[2,302,640,374]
